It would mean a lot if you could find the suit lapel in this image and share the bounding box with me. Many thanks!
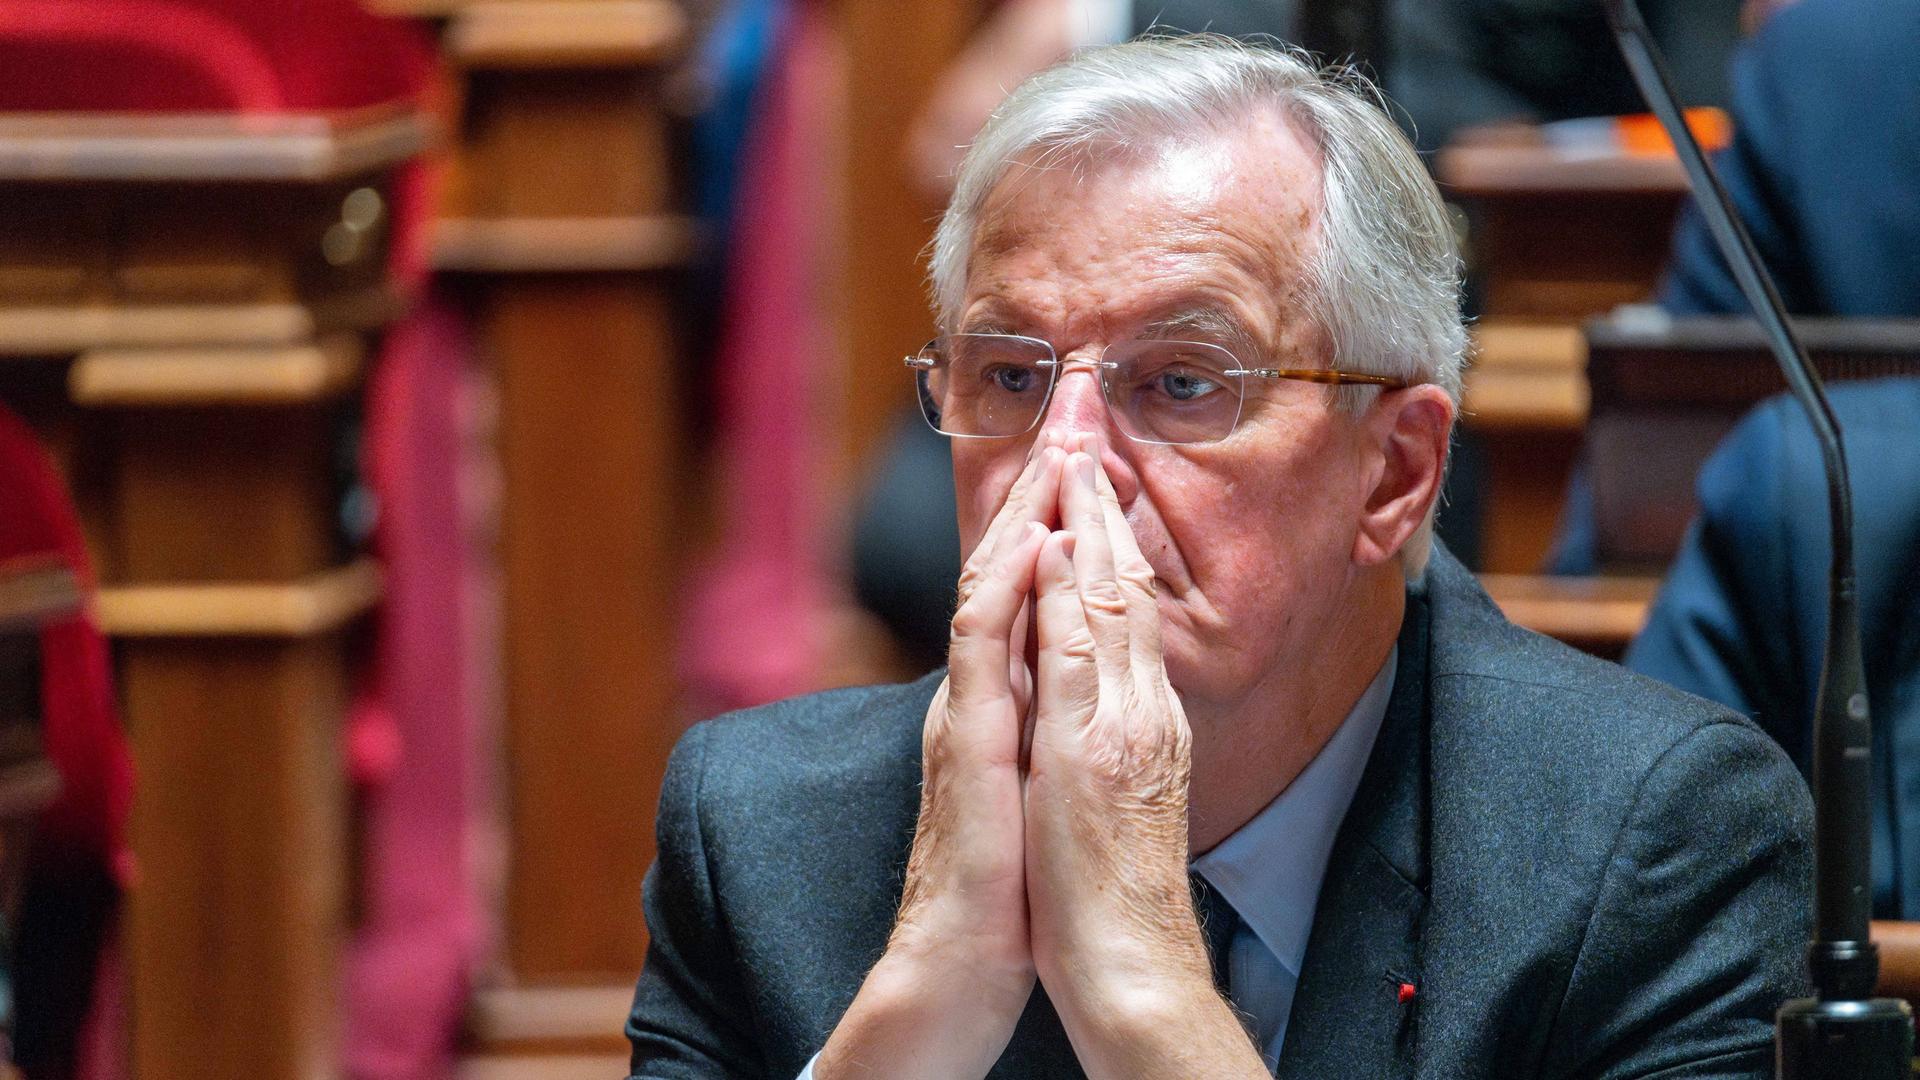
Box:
[1276,587,1431,1080]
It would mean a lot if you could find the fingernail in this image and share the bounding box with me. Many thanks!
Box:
[1075,453,1095,486]
[1059,531,1076,558]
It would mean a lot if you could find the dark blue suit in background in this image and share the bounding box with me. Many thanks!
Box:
[1660,0,1920,318]
[1627,378,1920,918]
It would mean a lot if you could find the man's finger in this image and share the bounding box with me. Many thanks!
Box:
[1088,450,1164,664]
[961,431,1064,576]
[1033,528,1098,734]
[955,439,1065,611]
[949,518,1050,707]
[1008,593,1033,705]
[1060,448,1130,683]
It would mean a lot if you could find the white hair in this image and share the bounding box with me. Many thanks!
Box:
[928,35,1466,576]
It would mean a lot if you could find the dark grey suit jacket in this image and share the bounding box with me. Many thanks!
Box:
[628,547,1812,1078]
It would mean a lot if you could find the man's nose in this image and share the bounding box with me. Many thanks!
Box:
[1037,360,1142,507]
[1037,361,1113,440]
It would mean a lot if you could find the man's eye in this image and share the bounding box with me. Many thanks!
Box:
[989,365,1039,393]
[1158,370,1221,401]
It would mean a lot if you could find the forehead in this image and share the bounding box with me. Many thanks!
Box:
[962,106,1325,339]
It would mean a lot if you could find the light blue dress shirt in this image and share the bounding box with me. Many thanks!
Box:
[798,649,1395,1078]
[1192,648,1395,1070]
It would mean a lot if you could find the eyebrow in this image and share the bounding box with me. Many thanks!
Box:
[953,304,1269,359]
[956,314,1024,337]
[1138,307,1267,362]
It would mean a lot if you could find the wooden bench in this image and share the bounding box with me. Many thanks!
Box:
[0,106,423,1080]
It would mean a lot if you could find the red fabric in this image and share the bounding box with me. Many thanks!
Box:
[0,2,283,111]
[338,46,489,1074]
[0,410,133,873]
[682,2,843,713]
[0,0,432,112]
[344,292,485,1080]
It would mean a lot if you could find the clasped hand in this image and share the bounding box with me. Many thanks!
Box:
[818,433,1266,1079]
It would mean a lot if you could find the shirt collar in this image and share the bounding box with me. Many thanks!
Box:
[1191,647,1397,978]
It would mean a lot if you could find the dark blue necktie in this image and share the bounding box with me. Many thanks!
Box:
[1191,870,1240,998]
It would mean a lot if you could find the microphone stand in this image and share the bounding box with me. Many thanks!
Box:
[1600,2,1912,1075]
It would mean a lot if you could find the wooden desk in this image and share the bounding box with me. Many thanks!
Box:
[0,108,423,1080]
[1873,921,1920,1005]
[1481,572,1659,659]
[1439,124,1687,320]
[1460,322,1589,572]
[1584,314,1920,571]
[1440,124,1691,573]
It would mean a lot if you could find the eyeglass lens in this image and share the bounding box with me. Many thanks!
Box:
[914,334,1247,445]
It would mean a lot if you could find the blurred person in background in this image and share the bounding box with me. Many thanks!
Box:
[1659,0,1917,318]
[1622,0,1920,919]
[904,0,1740,185]
[630,37,1811,1080]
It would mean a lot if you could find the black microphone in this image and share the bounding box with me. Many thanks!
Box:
[1598,2,1911,1075]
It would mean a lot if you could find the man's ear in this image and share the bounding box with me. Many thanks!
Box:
[1352,385,1454,568]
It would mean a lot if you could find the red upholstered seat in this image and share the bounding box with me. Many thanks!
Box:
[0,0,430,113]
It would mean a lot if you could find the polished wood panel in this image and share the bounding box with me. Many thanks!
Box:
[0,291,397,354]
[96,560,382,638]
[1874,920,1920,1002]
[1474,425,1582,576]
[108,407,341,582]
[1440,124,1687,321]
[432,0,977,1058]
[466,984,632,1055]
[446,0,687,69]
[0,107,428,183]
[121,635,351,1080]
[455,71,672,220]
[490,278,679,979]
[1461,322,1589,572]
[831,0,980,469]
[458,1054,630,1080]
[432,214,695,273]
[1582,315,1920,571]
[1440,124,1690,573]
[421,0,693,999]
[69,337,363,406]
[1462,322,1587,431]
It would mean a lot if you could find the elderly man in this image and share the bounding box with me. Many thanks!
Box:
[628,37,1811,1079]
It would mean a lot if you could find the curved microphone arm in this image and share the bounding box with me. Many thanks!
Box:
[1600,0,1873,986]
[1598,6,1913,1076]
